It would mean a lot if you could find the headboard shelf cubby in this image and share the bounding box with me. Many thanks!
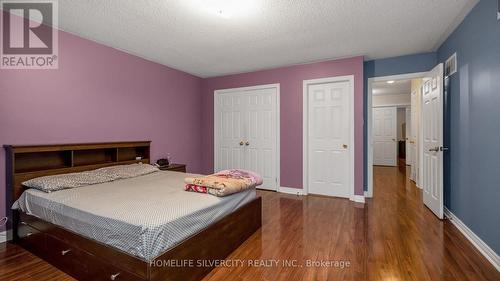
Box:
[117,146,149,161]
[73,148,118,166]
[4,141,151,224]
[14,150,73,173]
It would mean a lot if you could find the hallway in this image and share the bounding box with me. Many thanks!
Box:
[367,166,499,280]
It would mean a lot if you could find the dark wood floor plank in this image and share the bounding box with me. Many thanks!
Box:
[0,166,498,280]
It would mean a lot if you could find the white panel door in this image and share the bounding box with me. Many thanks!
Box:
[422,64,444,219]
[215,85,278,191]
[215,93,246,171]
[410,89,419,181]
[373,107,397,166]
[405,108,411,165]
[244,87,278,191]
[307,80,351,198]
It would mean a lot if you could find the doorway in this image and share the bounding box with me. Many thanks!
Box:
[367,65,445,219]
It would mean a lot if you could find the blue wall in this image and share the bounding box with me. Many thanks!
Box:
[437,0,500,254]
[363,53,437,190]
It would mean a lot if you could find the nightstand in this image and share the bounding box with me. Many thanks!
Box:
[159,164,186,173]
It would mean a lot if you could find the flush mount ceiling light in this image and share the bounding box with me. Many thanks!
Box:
[190,0,260,18]
[386,80,395,84]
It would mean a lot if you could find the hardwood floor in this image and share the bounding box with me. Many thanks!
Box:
[1,166,499,280]
[0,242,73,281]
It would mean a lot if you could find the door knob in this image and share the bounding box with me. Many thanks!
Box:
[245,141,250,146]
[440,146,449,151]
[428,146,439,152]
[342,144,348,149]
[392,138,396,141]
[239,141,244,146]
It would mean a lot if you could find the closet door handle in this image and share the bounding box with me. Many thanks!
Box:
[245,141,250,146]
[239,141,244,146]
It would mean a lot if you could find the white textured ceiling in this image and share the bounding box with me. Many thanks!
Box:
[372,79,411,96]
[56,0,477,77]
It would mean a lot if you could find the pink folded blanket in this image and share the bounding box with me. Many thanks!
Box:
[184,169,263,197]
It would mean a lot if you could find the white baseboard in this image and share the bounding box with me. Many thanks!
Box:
[279,187,364,203]
[0,230,12,243]
[350,195,365,203]
[364,191,372,198]
[444,207,500,272]
[278,186,306,196]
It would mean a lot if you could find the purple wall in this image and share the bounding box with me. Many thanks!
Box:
[200,57,364,195]
[0,29,203,230]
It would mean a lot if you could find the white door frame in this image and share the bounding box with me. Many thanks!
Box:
[303,75,355,200]
[213,83,281,189]
[367,72,426,198]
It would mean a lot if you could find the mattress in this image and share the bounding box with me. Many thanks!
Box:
[12,170,256,261]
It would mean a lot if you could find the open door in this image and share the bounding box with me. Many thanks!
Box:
[405,108,411,166]
[410,89,418,182]
[422,63,444,219]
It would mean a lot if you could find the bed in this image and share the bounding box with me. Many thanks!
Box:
[4,142,262,281]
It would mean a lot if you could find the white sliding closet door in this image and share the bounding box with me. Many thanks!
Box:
[215,85,279,191]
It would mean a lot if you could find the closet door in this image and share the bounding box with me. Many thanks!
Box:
[215,85,278,191]
[243,87,278,191]
[306,79,352,198]
[215,92,246,170]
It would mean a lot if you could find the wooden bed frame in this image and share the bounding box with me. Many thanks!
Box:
[4,142,262,281]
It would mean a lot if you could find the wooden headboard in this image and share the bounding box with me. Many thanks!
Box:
[4,141,151,224]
